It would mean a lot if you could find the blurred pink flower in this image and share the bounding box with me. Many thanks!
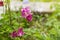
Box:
[21,7,33,22]
[25,7,31,13]
[26,14,32,22]
[21,7,31,18]
[10,28,24,38]
[10,31,17,38]
[17,27,24,37]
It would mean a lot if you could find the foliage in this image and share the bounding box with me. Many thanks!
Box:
[0,1,60,40]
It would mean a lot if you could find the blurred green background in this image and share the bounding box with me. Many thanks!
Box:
[0,0,60,40]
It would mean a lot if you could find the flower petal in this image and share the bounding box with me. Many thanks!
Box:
[17,27,24,37]
[10,31,17,38]
[26,14,32,22]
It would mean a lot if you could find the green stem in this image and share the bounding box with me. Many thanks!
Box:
[16,11,21,27]
[7,0,14,29]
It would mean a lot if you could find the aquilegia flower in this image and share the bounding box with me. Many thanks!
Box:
[10,31,17,38]
[21,7,33,22]
[10,27,24,38]
[26,14,32,22]
[21,7,31,18]
[17,27,24,37]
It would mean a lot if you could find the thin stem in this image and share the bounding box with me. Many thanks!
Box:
[16,11,21,27]
[7,0,14,29]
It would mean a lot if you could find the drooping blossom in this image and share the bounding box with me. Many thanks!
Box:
[10,31,17,38]
[0,1,4,6]
[10,27,24,38]
[26,14,32,22]
[21,7,33,22]
[17,27,24,37]
[25,7,31,13]
[21,7,31,18]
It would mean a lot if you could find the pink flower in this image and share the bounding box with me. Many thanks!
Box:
[25,7,31,13]
[21,7,31,18]
[21,7,33,22]
[10,28,24,38]
[17,27,24,37]
[26,14,32,22]
[10,31,17,38]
